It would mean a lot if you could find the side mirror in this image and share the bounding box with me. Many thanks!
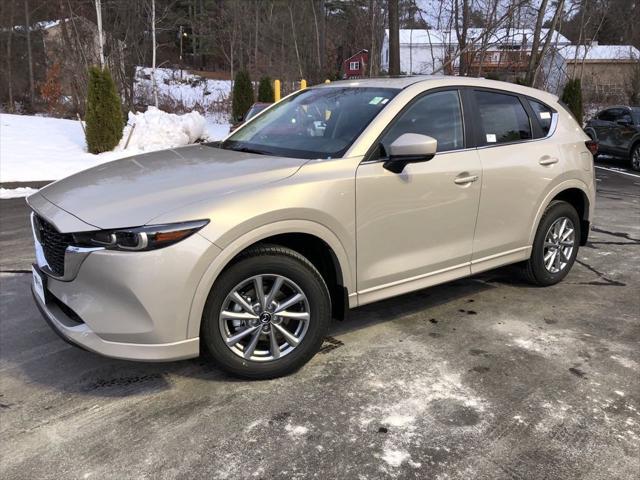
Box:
[383,133,438,174]
[616,118,632,127]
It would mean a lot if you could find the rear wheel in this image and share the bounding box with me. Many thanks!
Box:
[201,245,331,379]
[630,143,640,171]
[522,201,580,286]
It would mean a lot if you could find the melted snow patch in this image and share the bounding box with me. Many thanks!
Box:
[383,415,415,427]
[381,449,410,467]
[285,424,308,437]
[610,355,638,370]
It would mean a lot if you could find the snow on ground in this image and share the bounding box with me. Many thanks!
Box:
[0,187,39,199]
[135,67,232,112]
[0,112,230,196]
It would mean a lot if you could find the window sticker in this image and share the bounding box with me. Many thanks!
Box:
[486,133,497,143]
[369,96,383,105]
[381,98,389,104]
[540,111,551,119]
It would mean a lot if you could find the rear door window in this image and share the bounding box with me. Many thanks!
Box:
[474,91,532,145]
[528,99,554,137]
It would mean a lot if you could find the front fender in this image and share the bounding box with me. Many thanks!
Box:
[186,219,355,339]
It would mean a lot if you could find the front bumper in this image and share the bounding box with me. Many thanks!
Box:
[28,194,221,361]
[31,282,199,361]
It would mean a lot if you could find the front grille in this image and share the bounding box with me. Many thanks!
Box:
[35,215,73,276]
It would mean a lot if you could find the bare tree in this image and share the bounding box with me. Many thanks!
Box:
[531,0,565,87]
[453,0,471,75]
[388,0,400,75]
[5,2,15,111]
[524,0,546,83]
[151,0,158,107]
[288,3,303,79]
[24,0,35,104]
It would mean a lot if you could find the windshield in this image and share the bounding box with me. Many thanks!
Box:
[222,87,398,159]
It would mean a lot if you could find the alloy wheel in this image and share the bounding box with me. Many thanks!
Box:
[632,146,640,171]
[218,274,310,362]
[542,217,575,274]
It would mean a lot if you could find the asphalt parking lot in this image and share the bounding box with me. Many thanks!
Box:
[1,161,639,479]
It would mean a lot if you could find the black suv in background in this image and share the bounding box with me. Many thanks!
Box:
[584,106,640,171]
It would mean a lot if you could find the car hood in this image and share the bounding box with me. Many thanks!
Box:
[38,145,308,230]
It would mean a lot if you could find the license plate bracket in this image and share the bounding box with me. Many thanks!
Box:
[32,265,47,305]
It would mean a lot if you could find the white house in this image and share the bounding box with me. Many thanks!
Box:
[380,28,571,76]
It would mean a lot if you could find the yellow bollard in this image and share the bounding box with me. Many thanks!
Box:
[274,79,281,102]
[300,79,307,90]
[325,79,330,83]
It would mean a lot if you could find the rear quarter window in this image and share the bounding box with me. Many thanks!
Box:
[528,99,554,137]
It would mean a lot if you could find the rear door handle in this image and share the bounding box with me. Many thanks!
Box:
[539,156,559,166]
[454,174,479,185]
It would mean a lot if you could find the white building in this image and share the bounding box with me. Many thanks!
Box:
[380,28,571,76]
[548,44,640,100]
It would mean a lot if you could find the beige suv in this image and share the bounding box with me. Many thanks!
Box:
[28,77,596,378]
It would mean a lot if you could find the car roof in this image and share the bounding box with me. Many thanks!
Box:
[600,105,638,111]
[314,75,558,103]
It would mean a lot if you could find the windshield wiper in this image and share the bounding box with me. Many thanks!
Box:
[221,141,272,156]
[230,146,272,155]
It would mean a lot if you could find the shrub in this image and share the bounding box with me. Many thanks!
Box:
[39,63,63,115]
[231,70,254,122]
[561,78,583,126]
[85,67,124,154]
[257,76,274,102]
[627,61,640,105]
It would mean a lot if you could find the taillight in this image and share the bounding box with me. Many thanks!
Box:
[585,140,598,156]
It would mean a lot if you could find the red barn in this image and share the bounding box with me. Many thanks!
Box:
[342,49,369,79]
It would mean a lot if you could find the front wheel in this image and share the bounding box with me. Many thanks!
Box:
[201,245,331,379]
[630,143,640,172]
[522,200,581,286]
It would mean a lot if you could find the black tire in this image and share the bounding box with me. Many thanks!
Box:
[201,244,331,379]
[521,200,581,286]
[630,143,640,172]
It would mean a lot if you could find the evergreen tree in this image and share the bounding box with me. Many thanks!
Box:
[257,76,275,103]
[561,79,583,126]
[232,70,254,122]
[85,67,123,154]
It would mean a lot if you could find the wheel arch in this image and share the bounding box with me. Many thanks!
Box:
[187,220,355,339]
[584,127,597,141]
[529,182,592,247]
[629,136,640,157]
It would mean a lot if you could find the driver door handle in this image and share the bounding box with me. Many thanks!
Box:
[454,174,479,185]
[539,156,559,166]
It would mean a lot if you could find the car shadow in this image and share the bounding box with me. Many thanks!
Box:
[3,270,522,398]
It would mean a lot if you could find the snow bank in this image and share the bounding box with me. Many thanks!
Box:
[0,187,40,199]
[0,113,229,184]
[118,107,206,152]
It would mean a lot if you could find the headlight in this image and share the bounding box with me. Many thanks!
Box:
[72,220,209,251]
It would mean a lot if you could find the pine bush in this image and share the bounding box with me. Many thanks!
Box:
[561,78,583,126]
[232,70,254,122]
[257,76,274,103]
[85,67,124,154]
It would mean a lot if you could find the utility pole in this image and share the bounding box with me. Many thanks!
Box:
[388,0,400,75]
[94,0,105,68]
